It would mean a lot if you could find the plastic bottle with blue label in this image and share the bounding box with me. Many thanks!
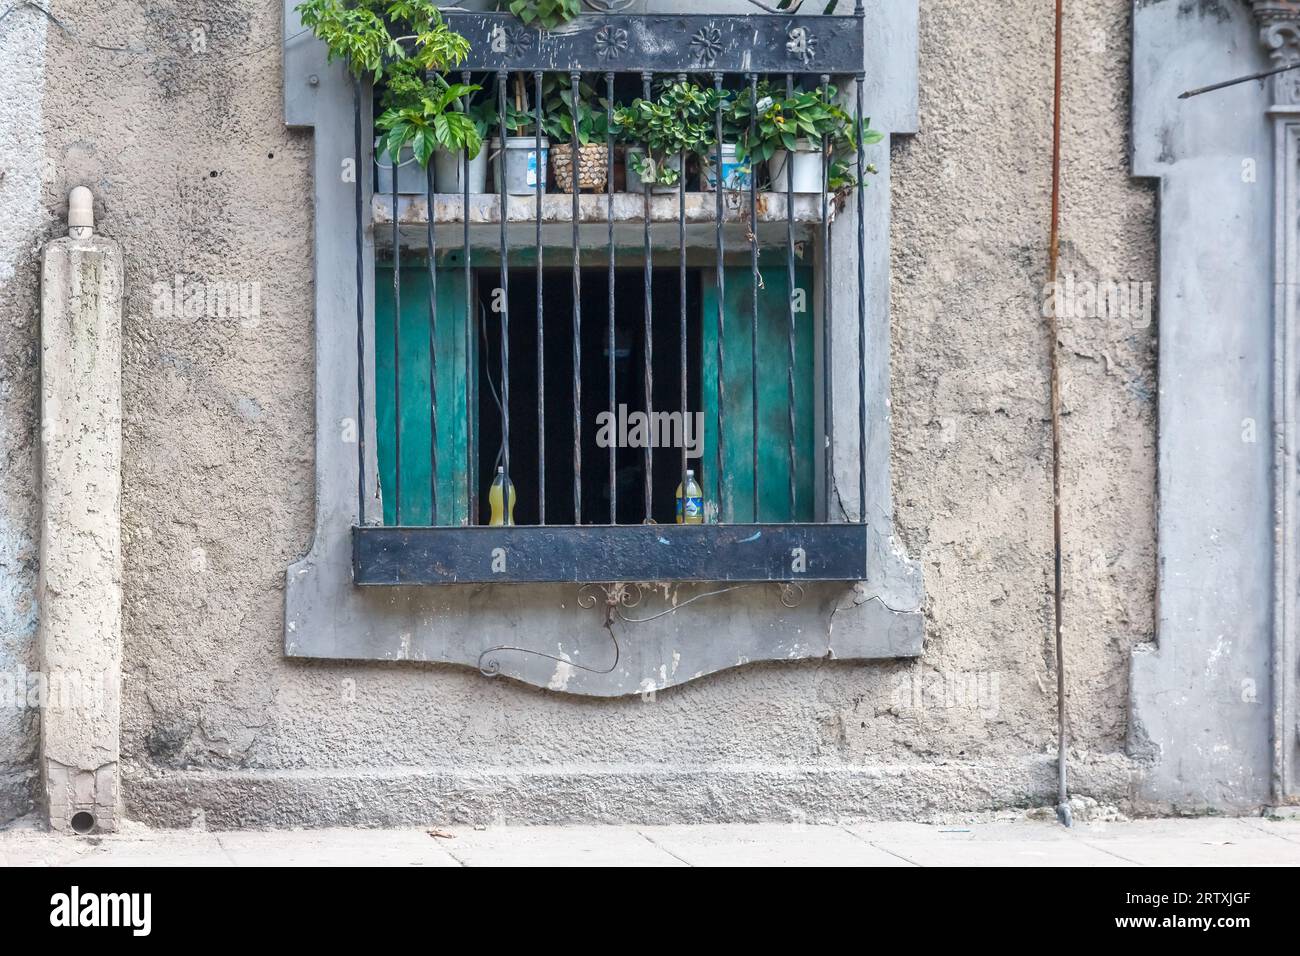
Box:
[675,469,704,524]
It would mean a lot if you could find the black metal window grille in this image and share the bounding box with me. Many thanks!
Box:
[353,10,874,584]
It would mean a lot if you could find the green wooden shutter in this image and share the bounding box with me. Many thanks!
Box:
[701,261,817,523]
[375,263,470,526]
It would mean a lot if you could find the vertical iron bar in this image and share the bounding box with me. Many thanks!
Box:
[570,70,583,524]
[678,74,687,525]
[464,70,475,524]
[426,162,439,526]
[820,74,832,521]
[855,74,867,523]
[713,72,726,524]
[392,125,402,526]
[353,78,367,526]
[535,70,545,525]
[783,72,796,523]
[497,71,511,510]
[748,72,759,522]
[606,70,616,524]
[642,71,654,523]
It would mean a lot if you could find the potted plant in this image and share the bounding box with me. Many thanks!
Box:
[432,94,497,193]
[735,82,881,195]
[493,75,549,195]
[375,61,485,193]
[542,75,612,194]
[700,87,752,192]
[296,0,473,192]
[614,80,719,194]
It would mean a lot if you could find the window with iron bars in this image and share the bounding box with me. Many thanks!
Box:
[350,11,875,585]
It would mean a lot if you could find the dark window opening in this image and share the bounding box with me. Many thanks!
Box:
[475,267,703,526]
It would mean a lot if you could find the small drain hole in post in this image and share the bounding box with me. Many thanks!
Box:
[70,811,95,834]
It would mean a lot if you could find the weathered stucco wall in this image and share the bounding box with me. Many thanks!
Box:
[0,6,47,824]
[890,0,1156,777]
[20,0,1155,827]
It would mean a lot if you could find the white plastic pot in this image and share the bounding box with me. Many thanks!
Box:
[492,136,549,195]
[433,147,488,194]
[625,148,683,194]
[768,139,825,194]
[700,143,750,191]
[374,141,427,194]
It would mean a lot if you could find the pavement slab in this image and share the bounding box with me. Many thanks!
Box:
[2,817,1299,866]
[845,821,1138,867]
[637,823,913,866]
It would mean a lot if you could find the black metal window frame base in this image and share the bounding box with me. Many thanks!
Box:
[353,523,868,585]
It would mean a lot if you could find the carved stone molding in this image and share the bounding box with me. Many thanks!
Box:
[1252,0,1300,803]
[1259,20,1300,61]
[1253,1,1300,102]
[1252,0,1300,33]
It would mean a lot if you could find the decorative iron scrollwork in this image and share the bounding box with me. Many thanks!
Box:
[490,24,536,59]
[786,25,817,66]
[441,13,864,75]
[778,581,806,608]
[690,25,723,68]
[578,581,643,612]
[594,25,629,62]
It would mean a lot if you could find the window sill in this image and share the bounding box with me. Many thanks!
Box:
[352,523,869,585]
[373,191,836,228]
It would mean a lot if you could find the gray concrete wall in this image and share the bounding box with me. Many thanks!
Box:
[1129,0,1291,812]
[3,0,1159,827]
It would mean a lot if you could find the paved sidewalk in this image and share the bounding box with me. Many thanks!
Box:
[2,816,1298,866]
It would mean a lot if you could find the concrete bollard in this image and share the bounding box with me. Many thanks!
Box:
[38,187,123,834]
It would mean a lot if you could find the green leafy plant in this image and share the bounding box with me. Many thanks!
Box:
[731,81,883,192]
[540,75,611,147]
[614,80,722,186]
[505,0,580,31]
[376,61,485,165]
[298,0,476,167]
[491,74,547,138]
[464,97,501,144]
[297,0,471,80]
[496,96,539,137]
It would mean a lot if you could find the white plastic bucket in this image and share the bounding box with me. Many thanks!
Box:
[768,140,825,194]
[701,143,750,191]
[492,136,549,195]
[433,148,488,193]
[374,142,426,194]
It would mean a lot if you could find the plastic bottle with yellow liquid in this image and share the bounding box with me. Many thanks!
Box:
[488,466,516,526]
[675,469,704,524]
